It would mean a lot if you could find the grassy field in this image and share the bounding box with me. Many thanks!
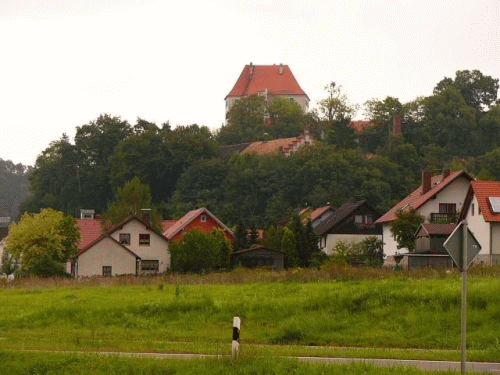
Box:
[0,265,499,369]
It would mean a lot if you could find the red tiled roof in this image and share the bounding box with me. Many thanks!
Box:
[350,120,373,132]
[471,181,500,222]
[310,205,332,222]
[164,208,234,240]
[76,219,103,250]
[242,137,300,155]
[162,220,176,233]
[226,64,309,99]
[375,171,473,224]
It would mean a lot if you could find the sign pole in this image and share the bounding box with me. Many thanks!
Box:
[232,317,240,360]
[461,222,468,375]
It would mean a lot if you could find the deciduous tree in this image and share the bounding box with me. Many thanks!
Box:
[5,208,80,276]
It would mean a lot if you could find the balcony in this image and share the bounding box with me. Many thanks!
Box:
[430,213,457,224]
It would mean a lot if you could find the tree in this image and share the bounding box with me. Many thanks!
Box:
[434,69,499,113]
[314,82,357,148]
[0,158,30,219]
[74,114,132,212]
[5,208,80,276]
[217,95,267,144]
[169,228,232,273]
[266,96,306,138]
[19,135,81,216]
[390,208,424,252]
[101,177,161,231]
[423,85,476,156]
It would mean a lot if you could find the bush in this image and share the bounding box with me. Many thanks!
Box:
[332,237,383,267]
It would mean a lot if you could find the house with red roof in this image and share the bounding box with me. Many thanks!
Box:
[73,210,170,277]
[164,207,235,243]
[225,63,309,114]
[240,130,314,156]
[458,181,500,266]
[375,170,473,264]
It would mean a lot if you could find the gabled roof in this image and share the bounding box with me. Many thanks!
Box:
[76,214,169,256]
[77,234,141,259]
[376,171,473,224]
[164,208,235,240]
[468,181,500,222]
[226,64,309,100]
[77,219,103,250]
[314,200,378,236]
[310,205,332,222]
[349,120,373,132]
[416,223,456,237]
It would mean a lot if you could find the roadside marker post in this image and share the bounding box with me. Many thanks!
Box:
[444,221,481,375]
[232,317,240,360]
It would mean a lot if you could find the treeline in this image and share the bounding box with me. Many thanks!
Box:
[0,159,30,219]
[14,69,500,227]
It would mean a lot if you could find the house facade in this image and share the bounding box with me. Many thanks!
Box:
[225,63,309,114]
[312,200,382,256]
[459,181,500,266]
[376,170,473,265]
[164,207,235,243]
[73,213,170,277]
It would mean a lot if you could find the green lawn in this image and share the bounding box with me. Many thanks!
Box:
[0,267,499,364]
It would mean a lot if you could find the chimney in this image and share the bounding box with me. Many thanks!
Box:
[442,169,450,179]
[249,62,254,76]
[141,208,152,226]
[278,63,284,75]
[421,170,432,195]
[392,114,402,134]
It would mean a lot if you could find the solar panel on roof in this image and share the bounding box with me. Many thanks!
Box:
[488,197,500,213]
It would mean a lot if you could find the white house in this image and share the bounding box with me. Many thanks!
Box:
[458,181,500,266]
[73,213,170,277]
[375,170,473,265]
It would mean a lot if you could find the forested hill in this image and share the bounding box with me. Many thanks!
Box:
[0,159,30,220]
[12,69,500,227]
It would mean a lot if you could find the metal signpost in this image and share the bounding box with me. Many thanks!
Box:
[443,221,481,374]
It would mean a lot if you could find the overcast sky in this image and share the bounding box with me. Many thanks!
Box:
[1,0,499,166]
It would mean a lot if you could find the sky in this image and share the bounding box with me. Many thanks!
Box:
[1,0,499,166]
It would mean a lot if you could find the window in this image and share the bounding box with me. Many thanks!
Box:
[141,260,159,272]
[139,233,150,246]
[439,203,456,214]
[119,233,131,245]
[471,203,475,216]
[354,215,363,224]
[365,215,373,224]
[102,266,112,276]
[200,214,207,223]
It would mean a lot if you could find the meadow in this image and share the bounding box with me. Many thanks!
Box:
[0,265,499,373]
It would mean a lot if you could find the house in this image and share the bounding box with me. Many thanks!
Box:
[73,210,170,277]
[231,245,284,271]
[375,170,473,265]
[458,181,500,266]
[395,223,456,269]
[164,207,235,243]
[225,63,309,114]
[219,131,314,157]
[312,200,382,255]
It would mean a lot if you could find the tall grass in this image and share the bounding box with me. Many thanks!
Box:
[0,265,499,361]
[0,350,477,375]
